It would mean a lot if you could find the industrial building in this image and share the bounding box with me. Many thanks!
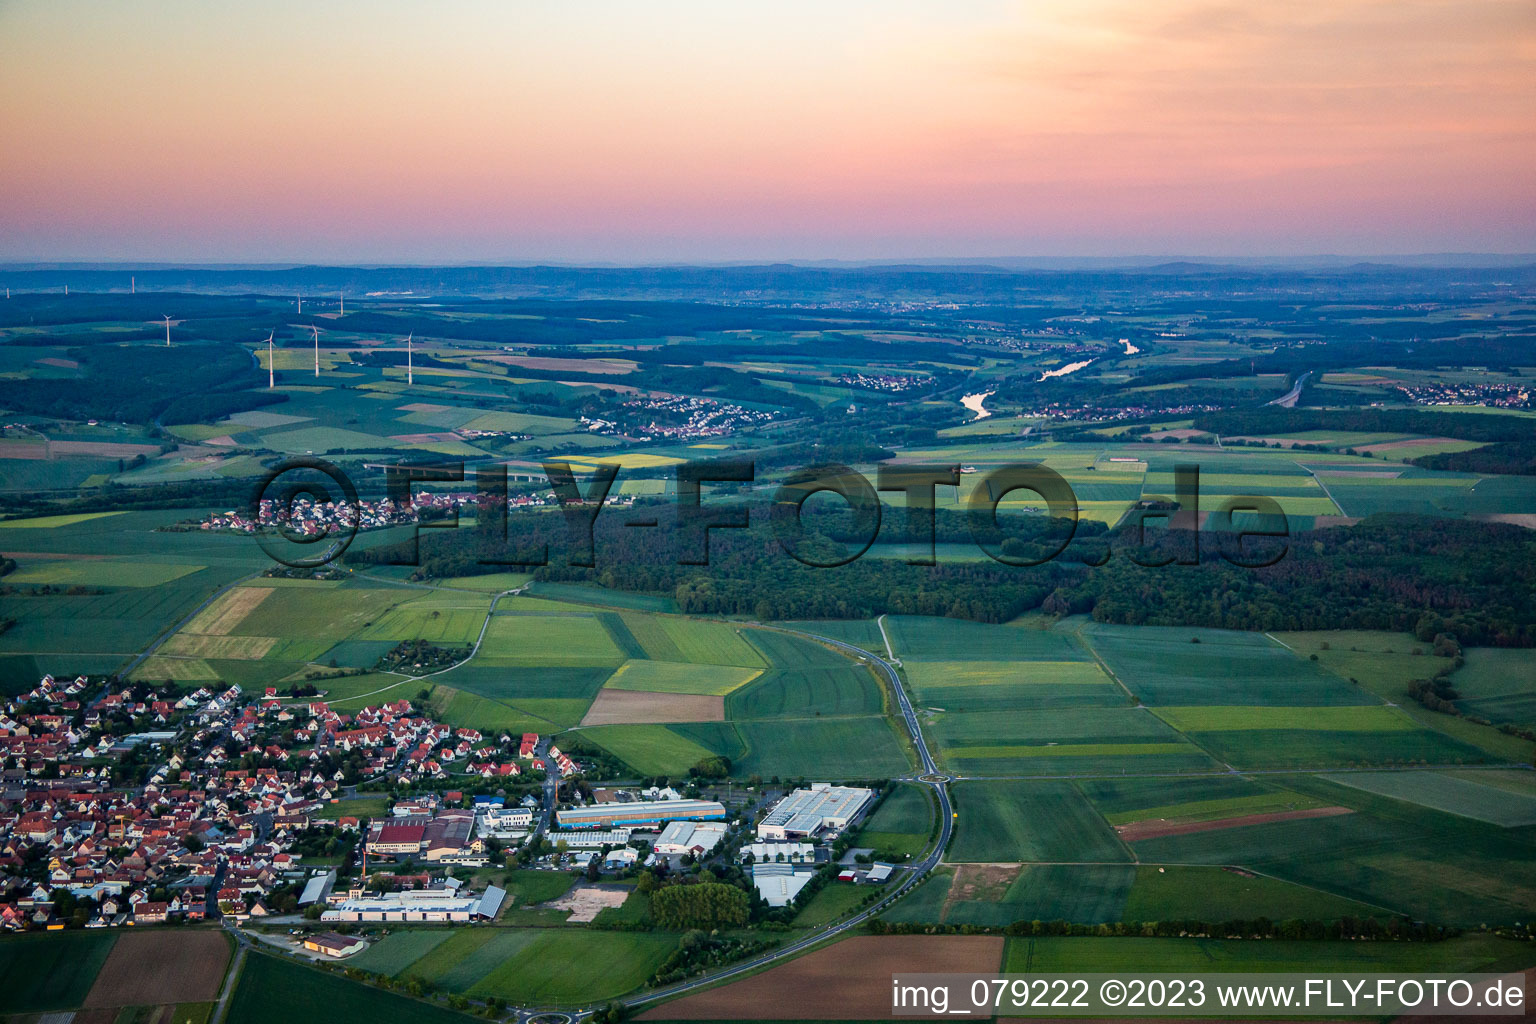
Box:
[756,784,873,839]
[556,798,725,829]
[653,820,727,857]
[752,863,815,907]
[549,828,634,849]
[297,870,337,907]
[321,882,505,923]
[740,841,816,864]
[366,817,428,856]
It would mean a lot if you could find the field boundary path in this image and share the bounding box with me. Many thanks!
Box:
[211,923,250,1024]
[116,569,264,680]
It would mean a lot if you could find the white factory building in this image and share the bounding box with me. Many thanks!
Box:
[549,828,635,850]
[740,841,816,864]
[322,882,505,923]
[752,863,815,907]
[653,820,727,857]
[756,784,873,840]
[476,806,535,838]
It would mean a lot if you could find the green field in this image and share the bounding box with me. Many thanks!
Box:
[1152,705,1412,732]
[653,618,766,668]
[858,784,934,859]
[603,659,761,695]
[1124,774,1536,926]
[1079,773,1308,820]
[5,558,206,587]
[1082,625,1372,706]
[792,882,870,926]
[1274,630,1532,763]
[1004,933,1533,973]
[1122,866,1388,923]
[904,659,1122,711]
[347,929,455,976]
[580,723,719,775]
[528,582,679,612]
[932,706,1215,774]
[1319,769,1536,826]
[582,715,912,777]
[228,952,472,1024]
[404,929,542,992]
[885,616,1088,662]
[464,930,678,1004]
[1452,647,1536,728]
[0,929,117,1013]
[313,795,391,820]
[0,510,127,528]
[477,612,624,664]
[948,780,1129,864]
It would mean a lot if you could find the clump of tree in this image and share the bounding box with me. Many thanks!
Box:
[649,881,750,930]
[688,755,732,779]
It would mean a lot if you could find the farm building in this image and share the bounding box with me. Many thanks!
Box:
[321,882,505,923]
[304,932,367,958]
[756,784,873,839]
[556,798,725,829]
[752,863,815,907]
[653,820,727,857]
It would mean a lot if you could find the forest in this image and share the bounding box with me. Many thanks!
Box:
[348,503,1536,646]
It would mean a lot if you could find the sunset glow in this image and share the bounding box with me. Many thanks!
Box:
[2,0,1532,260]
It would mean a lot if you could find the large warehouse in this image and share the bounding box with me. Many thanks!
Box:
[556,798,726,829]
[756,784,873,839]
[321,883,505,923]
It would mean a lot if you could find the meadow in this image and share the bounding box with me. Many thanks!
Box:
[0,930,117,1014]
[1451,647,1536,728]
[947,779,1129,864]
[1122,773,1536,926]
[1004,933,1534,974]
[227,952,471,1024]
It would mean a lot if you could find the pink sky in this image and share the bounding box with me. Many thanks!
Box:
[1,0,1532,261]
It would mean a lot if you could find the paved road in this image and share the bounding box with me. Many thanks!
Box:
[1267,369,1313,408]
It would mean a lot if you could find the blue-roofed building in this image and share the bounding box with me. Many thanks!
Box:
[556,798,726,829]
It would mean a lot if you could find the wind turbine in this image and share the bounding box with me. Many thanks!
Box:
[163,314,173,346]
[339,292,344,316]
[311,325,321,376]
[406,333,413,385]
[266,332,275,388]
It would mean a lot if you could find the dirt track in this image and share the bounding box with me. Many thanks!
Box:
[1115,805,1354,841]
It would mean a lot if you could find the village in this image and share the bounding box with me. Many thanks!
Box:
[188,484,639,538]
[0,671,896,945]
